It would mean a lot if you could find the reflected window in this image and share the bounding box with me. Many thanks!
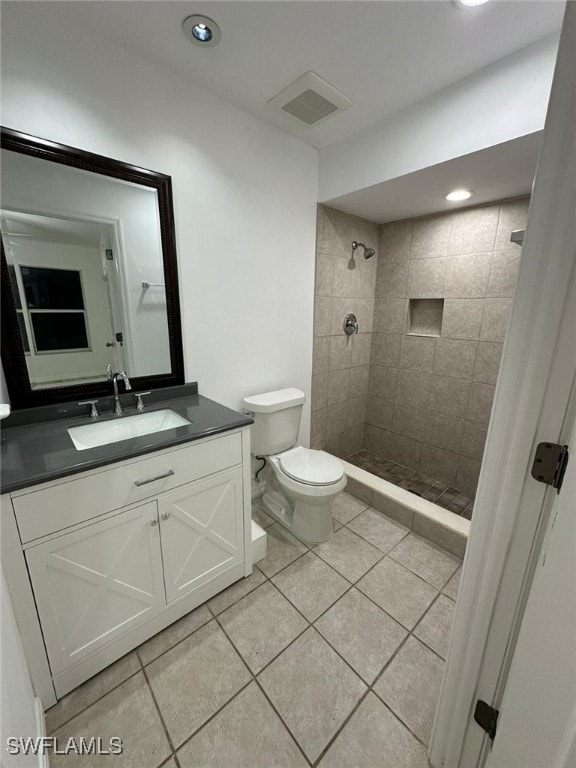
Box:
[13,265,90,353]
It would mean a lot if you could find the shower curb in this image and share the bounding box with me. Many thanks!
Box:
[340,459,469,559]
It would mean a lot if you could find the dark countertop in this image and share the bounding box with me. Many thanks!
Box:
[0,384,253,494]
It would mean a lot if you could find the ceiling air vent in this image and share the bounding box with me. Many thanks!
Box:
[268,72,352,127]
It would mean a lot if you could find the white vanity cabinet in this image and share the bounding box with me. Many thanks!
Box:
[1,426,252,706]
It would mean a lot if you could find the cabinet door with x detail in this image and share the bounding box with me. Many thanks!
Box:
[25,501,164,675]
[158,468,244,605]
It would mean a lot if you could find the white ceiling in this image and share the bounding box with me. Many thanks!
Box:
[1,211,102,247]
[16,0,565,150]
[324,133,541,223]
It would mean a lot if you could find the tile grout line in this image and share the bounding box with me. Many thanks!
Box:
[209,603,314,767]
[45,666,143,735]
[47,501,459,764]
[140,657,179,761]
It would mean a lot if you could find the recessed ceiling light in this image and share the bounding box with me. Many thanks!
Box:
[445,189,473,201]
[182,15,221,48]
[453,0,491,7]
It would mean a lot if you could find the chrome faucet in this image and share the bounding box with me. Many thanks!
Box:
[110,371,132,416]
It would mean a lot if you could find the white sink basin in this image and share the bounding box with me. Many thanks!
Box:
[68,409,191,450]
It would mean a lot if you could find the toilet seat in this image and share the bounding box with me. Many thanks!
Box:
[278,446,344,487]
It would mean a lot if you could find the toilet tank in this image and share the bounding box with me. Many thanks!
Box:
[242,388,305,456]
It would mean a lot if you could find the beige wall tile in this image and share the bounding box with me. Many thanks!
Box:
[311,408,328,445]
[371,333,402,368]
[326,432,348,458]
[392,403,429,443]
[380,220,412,262]
[348,397,368,429]
[315,253,334,297]
[467,382,496,424]
[433,339,477,380]
[332,256,357,298]
[473,341,503,385]
[461,420,488,461]
[424,411,465,453]
[312,373,329,411]
[407,258,447,298]
[365,424,392,456]
[327,402,349,437]
[330,335,353,371]
[369,365,398,399]
[313,336,331,375]
[342,425,365,456]
[376,260,409,298]
[411,215,451,260]
[349,365,370,398]
[356,299,375,333]
[494,197,530,251]
[487,251,521,298]
[428,376,472,418]
[351,332,372,367]
[330,298,355,334]
[419,445,459,486]
[441,299,484,340]
[366,396,394,430]
[387,433,422,470]
[479,298,513,342]
[449,205,499,255]
[373,299,406,333]
[328,369,350,406]
[443,253,491,298]
[399,336,437,373]
[455,456,482,496]
[354,256,378,299]
[314,297,333,337]
[395,370,431,409]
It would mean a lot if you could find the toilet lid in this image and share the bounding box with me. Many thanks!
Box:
[279,447,344,486]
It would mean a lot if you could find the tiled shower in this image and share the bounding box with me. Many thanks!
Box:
[311,198,529,513]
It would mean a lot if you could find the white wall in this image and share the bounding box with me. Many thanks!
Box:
[319,36,558,203]
[1,6,318,441]
[1,570,39,768]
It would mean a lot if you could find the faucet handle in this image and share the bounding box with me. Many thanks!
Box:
[134,392,151,412]
[78,400,100,420]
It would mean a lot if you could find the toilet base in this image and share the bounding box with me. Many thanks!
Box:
[261,485,334,545]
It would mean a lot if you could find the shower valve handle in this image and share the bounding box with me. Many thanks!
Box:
[343,313,359,336]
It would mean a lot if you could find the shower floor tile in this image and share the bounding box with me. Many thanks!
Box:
[348,450,475,519]
[46,500,461,767]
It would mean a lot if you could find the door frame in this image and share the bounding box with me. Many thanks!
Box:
[429,3,576,766]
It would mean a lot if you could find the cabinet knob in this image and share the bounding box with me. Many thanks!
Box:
[161,511,171,521]
[150,518,158,527]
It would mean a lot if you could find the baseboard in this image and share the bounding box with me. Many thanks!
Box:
[35,696,49,768]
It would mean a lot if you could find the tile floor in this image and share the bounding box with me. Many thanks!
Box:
[46,493,462,768]
[348,449,475,519]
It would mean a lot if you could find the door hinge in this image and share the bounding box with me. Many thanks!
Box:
[474,700,499,740]
[531,442,569,493]
[105,248,114,260]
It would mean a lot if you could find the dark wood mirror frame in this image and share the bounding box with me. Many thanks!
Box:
[1,127,185,409]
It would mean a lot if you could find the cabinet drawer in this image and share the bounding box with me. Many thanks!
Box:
[14,432,242,543]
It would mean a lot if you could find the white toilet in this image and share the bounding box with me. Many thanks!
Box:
[242,388,347,544]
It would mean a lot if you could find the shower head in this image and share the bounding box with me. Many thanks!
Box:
[352,241,376,259]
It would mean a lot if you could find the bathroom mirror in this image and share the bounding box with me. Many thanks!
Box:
[1,127,184,408]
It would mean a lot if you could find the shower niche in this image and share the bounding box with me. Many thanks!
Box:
[408,298,444,337]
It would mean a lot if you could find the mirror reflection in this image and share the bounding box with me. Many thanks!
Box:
[1,149,171,390]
